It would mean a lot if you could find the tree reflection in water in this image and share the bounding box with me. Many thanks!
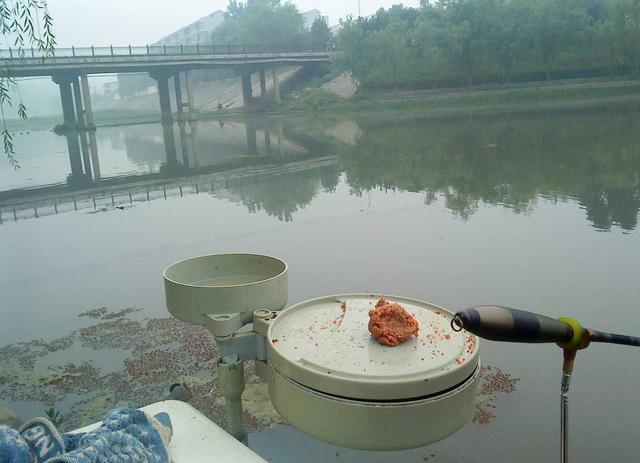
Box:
[230,165,340,222]
[2,105,638,232]
[338,105,640,231]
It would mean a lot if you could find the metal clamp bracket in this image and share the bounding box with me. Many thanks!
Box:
[204,309,278,362]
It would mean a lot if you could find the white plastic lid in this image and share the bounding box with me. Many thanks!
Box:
[267,294,479,401]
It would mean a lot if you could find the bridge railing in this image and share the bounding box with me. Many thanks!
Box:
[0,43,333,60]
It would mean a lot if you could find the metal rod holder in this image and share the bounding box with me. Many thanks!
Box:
[204,309,275,444]
[218,357,248,444]
[561,373,571,463]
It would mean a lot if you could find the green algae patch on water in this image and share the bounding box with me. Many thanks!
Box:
[0,307,518,432]
[0,308,219,429]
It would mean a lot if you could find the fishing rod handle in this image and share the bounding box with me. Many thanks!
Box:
[452,305,575,344]
[590,330,640,347]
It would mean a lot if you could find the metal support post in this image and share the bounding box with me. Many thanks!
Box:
[561,373,570,463]
[218,357,247,444]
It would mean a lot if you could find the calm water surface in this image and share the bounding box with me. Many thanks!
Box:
[1,104,640,462]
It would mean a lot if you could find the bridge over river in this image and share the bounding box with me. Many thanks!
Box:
[0,44,331,129]
[1,44,332,195]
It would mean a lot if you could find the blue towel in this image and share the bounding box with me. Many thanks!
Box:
[0,408,172,463]
[0,426,32,463]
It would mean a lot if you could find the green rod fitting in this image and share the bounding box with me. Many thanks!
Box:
[557,317,584,350]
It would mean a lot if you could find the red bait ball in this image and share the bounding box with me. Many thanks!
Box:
[368,298,419,346]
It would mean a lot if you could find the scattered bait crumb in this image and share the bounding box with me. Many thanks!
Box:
[473,409,496,424]
[330,301,347,329]
[472,366,520,425]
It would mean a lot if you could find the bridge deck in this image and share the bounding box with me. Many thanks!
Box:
[0,45,331,77]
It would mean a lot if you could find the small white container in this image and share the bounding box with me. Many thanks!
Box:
[163,253,288,324]
[263,294,480,450]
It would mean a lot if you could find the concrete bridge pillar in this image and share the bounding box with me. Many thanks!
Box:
[158,77,173,124]
[150,71,180,170]
[80,74,96,130]
[71,77,91,173]
[185,71,196,120]
[60,82,76,129]
[78,131,92,177]
[241,72,253,109]
[54,72,99,184]
[87,130,101,182]
[174,72,185,121]
[276,122,284,155]
[264,127,272,153]
[80,73,101,182]
[162,122,178,168]
[245,120,257,155]
[53,75,77,131]
[189,120,199,167]
[272,67,281,104]
[178,120,189,167]
[71,78,84,129]
[65,131,84,179]
[150,71,174,124]
[259,69,267,101]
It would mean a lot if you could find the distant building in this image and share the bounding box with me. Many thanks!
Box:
[330,24,342,35]
[155,10,225,46]
[302,9,329,30]
[154,9,327,46]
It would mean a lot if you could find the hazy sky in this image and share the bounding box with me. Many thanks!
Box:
[48,0,421,47]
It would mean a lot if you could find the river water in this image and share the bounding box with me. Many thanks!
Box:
[1,103,639,462]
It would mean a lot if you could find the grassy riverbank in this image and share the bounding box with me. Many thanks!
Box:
[5,109,160,132]
[282,78,640,115]
[7,78,640,131]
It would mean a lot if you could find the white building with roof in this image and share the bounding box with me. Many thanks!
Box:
[302,9,329,30]
[155,11,225,45]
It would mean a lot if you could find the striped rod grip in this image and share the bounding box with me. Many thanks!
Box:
[452,305,574,344]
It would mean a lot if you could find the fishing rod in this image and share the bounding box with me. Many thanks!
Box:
[451,305,640,463]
